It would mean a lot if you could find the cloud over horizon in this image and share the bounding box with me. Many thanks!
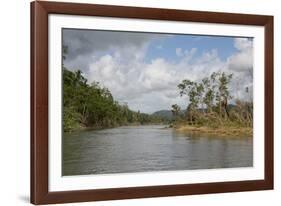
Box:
[63,29,253,113]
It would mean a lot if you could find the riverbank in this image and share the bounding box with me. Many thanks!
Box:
[173,124,252,137]
[65,122,168,133]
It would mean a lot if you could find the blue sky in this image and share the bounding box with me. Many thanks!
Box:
[63,29,253,113]
[145,34,238,63]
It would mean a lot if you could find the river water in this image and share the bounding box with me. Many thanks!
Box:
[63,125,253,176]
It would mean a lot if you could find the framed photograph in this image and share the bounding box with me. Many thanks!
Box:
[31,1,274,204]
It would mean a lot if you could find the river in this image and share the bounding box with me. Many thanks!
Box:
[63,125,253,176]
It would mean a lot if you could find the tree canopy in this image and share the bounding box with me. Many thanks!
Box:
[63,67,165,131]
[174,72,253,128]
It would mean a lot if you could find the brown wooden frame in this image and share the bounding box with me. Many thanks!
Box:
[31,1,274,204]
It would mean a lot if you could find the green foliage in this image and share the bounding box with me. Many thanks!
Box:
[63,106,81,131]
[171,104,181,117]
[176,72,252,128]
[63,68,164,132]
[171,104,181,122]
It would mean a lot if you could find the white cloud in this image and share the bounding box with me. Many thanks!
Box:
[226,38,253,102]
[184,48,197,58]
[234,38,253,51]
[176,48,183,57]
[227,38,253,72]
[65,31,253,113]
[87,45,247,113]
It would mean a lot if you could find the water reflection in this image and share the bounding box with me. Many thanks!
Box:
[63,125,253,176]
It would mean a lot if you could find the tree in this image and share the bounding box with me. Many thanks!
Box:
[176,71,238,126]
[178,80,199,124]
[171,104,181,120]
[196,82,204,112]
[202,77,215,113]
[62,67,166,131]
[62,45,68,61]
[178,80,198,109]
[216,72,233,119]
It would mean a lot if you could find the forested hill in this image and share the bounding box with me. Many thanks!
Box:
[151,110,186,121]
[63,68,165,132]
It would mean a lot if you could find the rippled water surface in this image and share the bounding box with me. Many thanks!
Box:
[63,125,253,176]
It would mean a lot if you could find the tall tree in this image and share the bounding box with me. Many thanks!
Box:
[171,104,181,120]
[202,77,215,113]
[178,80,199,124]
[216,72,233,118]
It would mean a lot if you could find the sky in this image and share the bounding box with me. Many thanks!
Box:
[63,29,253,114]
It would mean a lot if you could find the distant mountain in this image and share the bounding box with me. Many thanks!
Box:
[151,110,186,121]
[151,110,174,121]
[152,104,238,121]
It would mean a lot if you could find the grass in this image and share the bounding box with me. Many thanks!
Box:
[173,124,252,137]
